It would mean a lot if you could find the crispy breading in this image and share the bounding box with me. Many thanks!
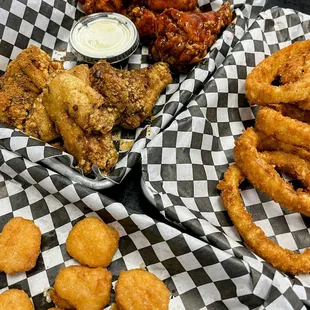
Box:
[0,45,62,131]
[43,72,118,174]
[90,60,172,129]
[115,269,170,310]
[0,289,34,310]
[25,64,91,142]
[66,216,119,268]
[51,266,112,310]
[0,217,41,274]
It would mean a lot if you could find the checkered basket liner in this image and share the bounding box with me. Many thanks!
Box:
[0,0,256,189]
[142,4,310,309]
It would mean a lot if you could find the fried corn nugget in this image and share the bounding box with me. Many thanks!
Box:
[0,289,34,310]
[66,216,119,268]
[51,266,112,310]
[0,217,41,274]
[115,269,170,310]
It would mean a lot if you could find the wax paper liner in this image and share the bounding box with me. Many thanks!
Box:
[141,5,310,309]
[0,0,265,189]
[1,144,310,310]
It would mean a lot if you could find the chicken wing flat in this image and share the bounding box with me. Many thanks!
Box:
[125,5,158,41]
[43,71,118,174]
[90,60,172,129]
[25,65,90,142]
[79,0,123,14]
[0,45,62,131]
[150,2,232,72]
[130,0,198,11]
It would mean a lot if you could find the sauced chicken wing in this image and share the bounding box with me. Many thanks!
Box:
[79,0,123,14]
[0,45,62,131]
[90,60,172,129]
[150,2,233,72]
[43,72,118,174]
[130,0,198,11]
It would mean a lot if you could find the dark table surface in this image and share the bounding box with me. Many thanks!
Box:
[100,0,310,222]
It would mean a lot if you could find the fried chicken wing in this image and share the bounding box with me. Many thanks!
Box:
[125,5,158,40]
[80,0,123,14]
[25,65,90,142]
[150,2,232,72]
[90,60,172,129]
[0,45,62,131]
[43,72,118,174]
[130,0,198,11]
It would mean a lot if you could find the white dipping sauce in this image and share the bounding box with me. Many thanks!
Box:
[70,13,138,61]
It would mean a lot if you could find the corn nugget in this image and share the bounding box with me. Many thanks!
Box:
[0,289,34,310]
[51,265,112,310]
[0,217,41,274]
[66,216,119,267]
[115,269,170,310]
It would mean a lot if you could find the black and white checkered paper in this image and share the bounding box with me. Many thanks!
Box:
[0,0,256,189]
[2,0,309,309]
[142,4,310,310]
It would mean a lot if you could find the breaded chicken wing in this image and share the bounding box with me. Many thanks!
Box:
[0,45,62,131]
[90,60,172,129]
[25,65,90,142]
[43,72,118,174]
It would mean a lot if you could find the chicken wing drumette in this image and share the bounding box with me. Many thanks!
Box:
[43,72,118,174]
[150,2,233,72]
[0,45,62,137]
[25,65,91,142]
[90,60,172,129]
[129,0,197,11]
[79,0,123,14]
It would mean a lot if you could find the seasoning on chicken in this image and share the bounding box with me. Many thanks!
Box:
[43,71,118,174]
[0,45,62,132]
[90,60,172,129]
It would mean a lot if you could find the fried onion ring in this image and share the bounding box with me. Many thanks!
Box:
[255,107,310,150]
[268,103,310,123]
[245,40,310,106]
[257,131,310,162]
[217,164,310,274]
[234,127,310,216]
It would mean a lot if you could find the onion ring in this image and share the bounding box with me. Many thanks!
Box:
[245,40,310,106]
[257,131,310,162]
[217,163,310,274]
[255,107,310,150]
[268,103,310,122]
[234,127,310,216]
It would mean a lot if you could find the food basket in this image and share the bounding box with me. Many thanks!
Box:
[0,0,247,189]
[2,0,310,309]
[141,3,310,309]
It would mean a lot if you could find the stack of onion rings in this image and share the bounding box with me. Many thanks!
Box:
[217,40,310,275]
